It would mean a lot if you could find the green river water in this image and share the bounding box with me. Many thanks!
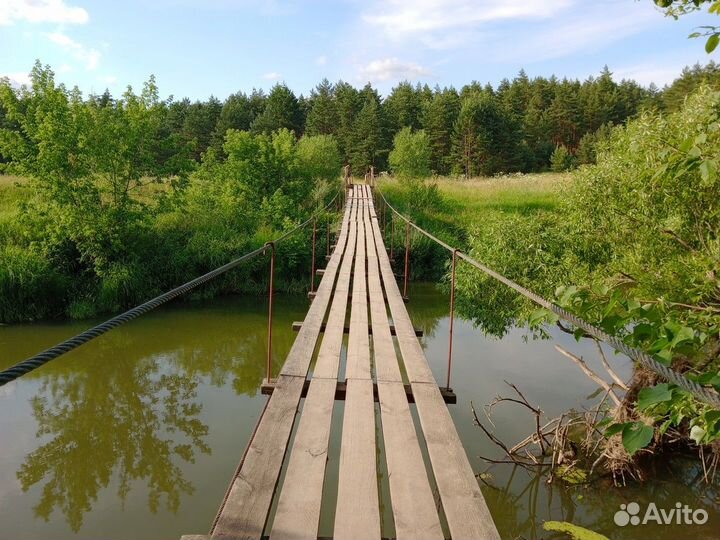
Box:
[0,284,717,539]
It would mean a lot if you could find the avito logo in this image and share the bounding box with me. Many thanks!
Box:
[614,502,709,527]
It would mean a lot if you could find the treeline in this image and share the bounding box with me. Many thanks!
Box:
[1,60,719,322]
[4,63,720,178]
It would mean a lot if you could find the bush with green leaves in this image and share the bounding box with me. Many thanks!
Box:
[296,134,342,184]
[389,127,431,180]
[550,144,576,172]
[0,65,338,321]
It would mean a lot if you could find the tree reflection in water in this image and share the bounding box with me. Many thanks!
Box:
[17,357,209,532]
[13,297,302,533]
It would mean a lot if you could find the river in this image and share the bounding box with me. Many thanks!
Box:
[0,284,717,539]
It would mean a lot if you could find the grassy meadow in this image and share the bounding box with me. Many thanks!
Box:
[379,172,569,256]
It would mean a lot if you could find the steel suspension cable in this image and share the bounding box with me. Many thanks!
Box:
[377,189,720,409]
[0,193,340,387]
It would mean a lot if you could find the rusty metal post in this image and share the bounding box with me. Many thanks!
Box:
[446,249,459,390]
[326,217,330,257]
[266,242,276,383]
[403,221,410,299]
[310,218,317,293]
[389,212,394,260]
[382,199,387,237]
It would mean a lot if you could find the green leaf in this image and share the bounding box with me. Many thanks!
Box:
[622,422,654,455]
[604,422,630,438]
[669,325,695,348]
[543,521,609,540]
[637,383,673,410]
[559,285,578,305]
[695,372,720,385]
[700,159,717,184]
[706,34,719,53]
[654,348,673,365]
[702,410,720,430]
[529,308,549,327]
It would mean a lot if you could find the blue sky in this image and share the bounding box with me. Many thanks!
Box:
[1,0,717,100]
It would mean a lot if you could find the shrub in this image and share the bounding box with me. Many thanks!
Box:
[389,127,431,180]
[0,245,68,321]
[550,144,576,172]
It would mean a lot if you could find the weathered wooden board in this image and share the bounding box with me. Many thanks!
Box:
[211,198,354,539]
[367,196,501,540]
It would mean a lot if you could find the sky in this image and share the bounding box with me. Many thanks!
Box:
[0,0,718,100]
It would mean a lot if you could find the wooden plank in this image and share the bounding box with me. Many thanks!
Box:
[365,198,444,540]
[269,378,339,540]
[335,195,380,539]
[334,379,380,540]
[291,321,423,337]
[212,374,306,539]
[367,201,434,384]
[280,197,355,377]
[412,383,500,540]
[313,218,357,379]
[345,200,371,380]
[260,379,457,405]
[212,200,355,540]
[365,211,401,384]
[367,194,501,540]
[269,220,359,539]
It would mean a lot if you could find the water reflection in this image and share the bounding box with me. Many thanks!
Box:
[1,295,306,537]
[2,287,718,539]
[480,458,720,539]
[18,361,208,532]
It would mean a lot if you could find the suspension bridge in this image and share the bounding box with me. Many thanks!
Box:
[187,184,500,540]
[2,178,718,540]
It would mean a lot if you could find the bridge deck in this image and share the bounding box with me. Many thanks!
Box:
[189,185,499,540]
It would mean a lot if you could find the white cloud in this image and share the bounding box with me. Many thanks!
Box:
[262,71,282,80]
[614,65,682,87]
[46,31,101,70]
[614,53,709,87]
[97,74,118,85]
[358,57,432,82]
[0,0,88,25]
[364,0,573,36]
[0,71,31,88]
[316,55,327,66]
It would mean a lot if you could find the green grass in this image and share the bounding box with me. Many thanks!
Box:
[0,175,30,225]
[378,172,571,281]
[430,173,568,222]
[380,172,569,246]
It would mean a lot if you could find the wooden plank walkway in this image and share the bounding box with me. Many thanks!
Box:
[186,184,499,540]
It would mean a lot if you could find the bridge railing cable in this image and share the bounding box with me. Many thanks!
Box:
[376,189,720,409]
[0,193,340,388]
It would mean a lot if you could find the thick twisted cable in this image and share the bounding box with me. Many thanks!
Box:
[378,190,720,409]
[0,194,339,387]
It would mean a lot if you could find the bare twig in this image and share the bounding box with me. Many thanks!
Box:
[509,418,560,454]
[555,344,623,407]
[594,339,630,391]
[471,401,513,457]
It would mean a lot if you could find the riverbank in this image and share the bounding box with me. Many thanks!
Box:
[0,172,339,323]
